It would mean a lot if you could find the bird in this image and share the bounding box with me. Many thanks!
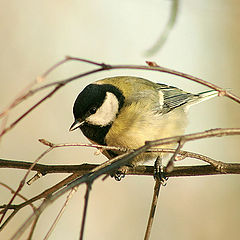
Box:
[69,76,218,169]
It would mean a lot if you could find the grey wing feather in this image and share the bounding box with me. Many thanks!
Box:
[157,83,197,114]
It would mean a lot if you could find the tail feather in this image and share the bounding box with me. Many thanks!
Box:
[186,90,218,110]
[197,90,219,103]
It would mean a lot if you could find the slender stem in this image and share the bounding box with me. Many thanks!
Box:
[144,179,161,240]
[0,147,53,225]
[166,139,185,172]
[0,84,63,138]
[27,214,40,240]
[43,187,78,240]
[79,183,92,240]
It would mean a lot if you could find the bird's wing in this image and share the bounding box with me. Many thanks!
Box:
[156,83,197,114]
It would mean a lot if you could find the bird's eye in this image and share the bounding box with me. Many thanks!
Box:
[89,107,97,114]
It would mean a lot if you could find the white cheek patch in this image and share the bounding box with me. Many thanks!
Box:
[86,92,119,126]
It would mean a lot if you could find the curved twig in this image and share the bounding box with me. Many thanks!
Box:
[1,58,240,140]
[145,0,179,56]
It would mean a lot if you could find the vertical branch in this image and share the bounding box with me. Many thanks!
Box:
[26,214,40,240]
[79,182,92,240]
[144,179,162,240]
[166,139,185,172]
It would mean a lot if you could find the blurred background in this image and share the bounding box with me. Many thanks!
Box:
[0,0,240,239]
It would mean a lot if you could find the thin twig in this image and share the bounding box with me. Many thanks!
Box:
[0,182,37,231]
[0,146,54,225]
[146,128,240,147]
[0,84,63,138]
[0,140,240,177]
[0,182,36,212]
[145,138,184,239]
[27,214,40,240]
[0,208,19,230]
[0,57,70,119]
[9,143,150,238]
[43,187,78,240]
[145,0,179,56]
[1,162,240,216]
[0,133,238,173]
[25,59,240,104]
[144,179,161,240]
[1,58,240,140]
[0,57,239,240]
[0,67,102,139]
[10,199,45,240]
[1,128,239,177]
[166,139,185,172]
[79,183,92,240]
[9,125,240,238]
[13,173,81,213]
[0,173,80,231]
[38,138,128,153]
[9,162,240,239]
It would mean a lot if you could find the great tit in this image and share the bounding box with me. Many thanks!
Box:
[69,76,218,166]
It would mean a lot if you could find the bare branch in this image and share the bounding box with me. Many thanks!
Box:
[0,57,71,119]
[144,179,161,240]
[0,182,36,212]
[1,58,240,140]
[1,58,239,239]
[43,187,78,240]
[166,138,185,172]
[79,183,91,240]
[146,128,240,147]
[26,214,40,240]
[9,126,240,237]
[0,146,54,225]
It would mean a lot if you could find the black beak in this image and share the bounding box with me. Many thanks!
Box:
[69,120,84,132]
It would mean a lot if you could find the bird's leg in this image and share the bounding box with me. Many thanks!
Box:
[154,156,168,185]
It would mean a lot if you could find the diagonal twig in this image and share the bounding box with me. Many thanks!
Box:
[144,179,162,240]
[9,127,240,238]
[43,187,78,240]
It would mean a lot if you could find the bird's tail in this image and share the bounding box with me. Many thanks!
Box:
[196,90,219,103]
[186,90,218,109]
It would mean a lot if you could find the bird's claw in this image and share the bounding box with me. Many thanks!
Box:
[154,158,168,186]
[111,166,129,181]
